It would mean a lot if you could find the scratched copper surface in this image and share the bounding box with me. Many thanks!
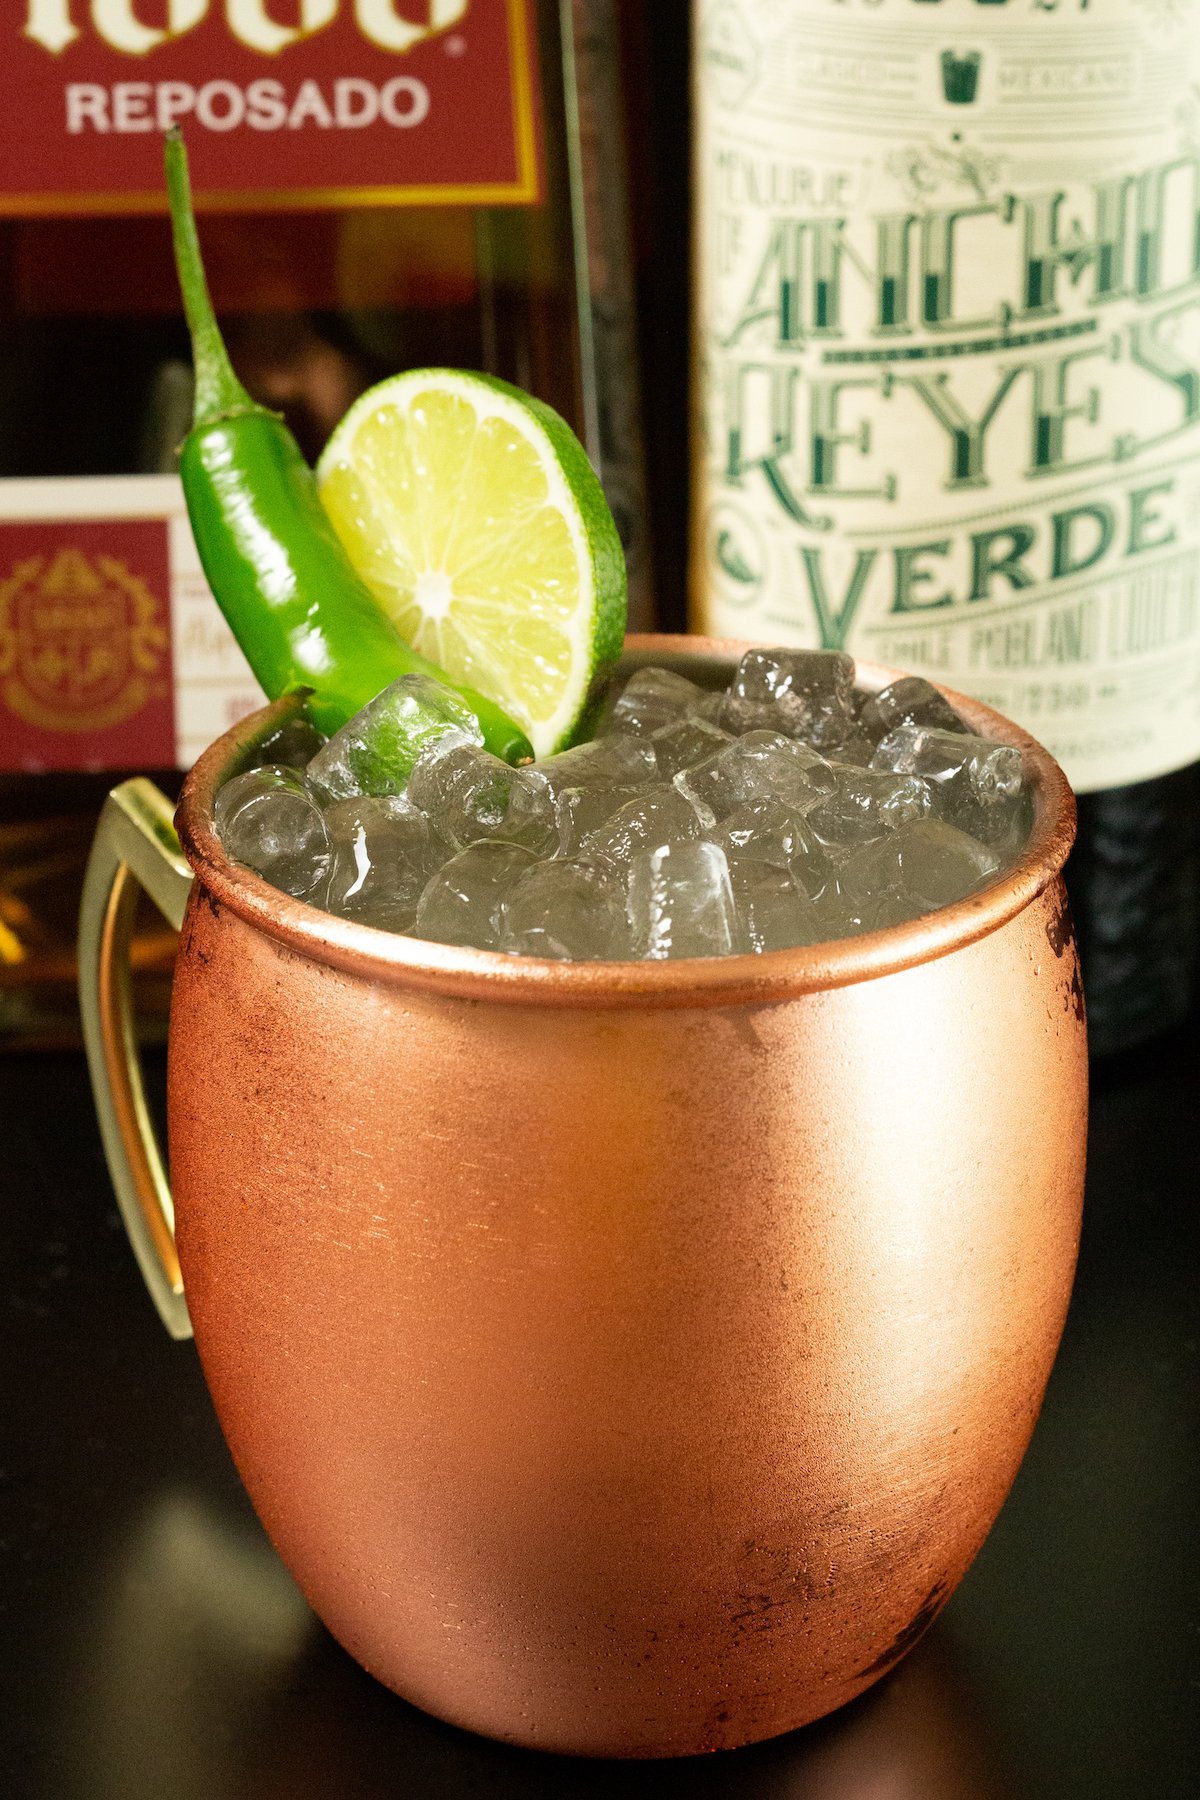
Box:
[167,639,1088,1757]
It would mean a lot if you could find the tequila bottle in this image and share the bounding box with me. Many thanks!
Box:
[0,0,649,1044]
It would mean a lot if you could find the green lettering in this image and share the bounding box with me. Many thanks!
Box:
[723,220,804,348]
[1051,503,1114,579]
[969,524,1037,600]
[1027,345,1108,475]
[1018,178,1131,318]
[1127,481,1177,557]
[875,212,915,332]
[903,367,1021,490]
[725,360,829,528]
[920,203,1007,332]
[1132,156,1200,300]
[893,541,955,613]
[809,378,894,500]
[797,545,879,649]
[1127,298,1200,432]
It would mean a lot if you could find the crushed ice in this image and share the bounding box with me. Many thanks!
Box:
[215,652,1032,960]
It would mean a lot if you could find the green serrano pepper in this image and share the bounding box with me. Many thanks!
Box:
[164,130,532,762]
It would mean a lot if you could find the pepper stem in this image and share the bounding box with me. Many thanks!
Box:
[164,128,256,428]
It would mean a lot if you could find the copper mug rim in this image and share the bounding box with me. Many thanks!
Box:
[175,633,1077,1011]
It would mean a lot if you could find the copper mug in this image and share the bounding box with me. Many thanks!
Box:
[79,637,1087,1759]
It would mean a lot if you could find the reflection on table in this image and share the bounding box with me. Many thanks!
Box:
[63,1483,1014,1800]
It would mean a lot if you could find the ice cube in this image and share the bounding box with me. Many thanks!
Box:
[851,891,929,932]
[580,785,706,865]
[501,858,632,961]
[627,841,737,959]
[839,819,1002,911]
[604,666,712,736]
[323,795,441,931]
[407,741,556,853]
[812,880,924,939]
[248,713,327,772]
[870,724,1026,845]
[831,705,888,763]
[214,765,331,901]
[859,676,969,743]
[524,737,659,853]
[650,715,734,780]
[726,856,824,953]
[554,782,652,856]
[714,798,805,863]
[676,732,836,822]
[306,674,483,802]
[807,767,932,849]
[413,841,538,950]
[689,689,729,726]
[721,647,859,751]
[525,735,658,799]
[525,734,658,853]
[827,724,880,767]
[713,799,834,900]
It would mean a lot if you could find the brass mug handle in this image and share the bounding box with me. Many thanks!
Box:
[78,779,195,1341]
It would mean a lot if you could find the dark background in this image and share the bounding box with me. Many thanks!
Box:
[622,0,692,630]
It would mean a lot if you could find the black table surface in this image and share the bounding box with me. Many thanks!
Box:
[3,1030,1198,1800]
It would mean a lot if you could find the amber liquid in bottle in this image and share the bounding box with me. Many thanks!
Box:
[0,0,649,1046]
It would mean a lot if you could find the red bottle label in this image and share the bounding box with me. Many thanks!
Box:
[0,515,177,771]
[1,1,541,214]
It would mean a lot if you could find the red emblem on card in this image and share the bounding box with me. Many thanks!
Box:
[0,519,175,771]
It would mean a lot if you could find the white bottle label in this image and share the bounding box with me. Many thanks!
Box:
[693,0,1200,791]
[0,474,262,772]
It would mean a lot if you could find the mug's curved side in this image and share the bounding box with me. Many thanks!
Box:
[167,859,1086,1756]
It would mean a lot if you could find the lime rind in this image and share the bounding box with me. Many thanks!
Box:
[316,368,627,758]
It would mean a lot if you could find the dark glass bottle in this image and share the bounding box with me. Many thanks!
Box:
[1069,769,1200,1058]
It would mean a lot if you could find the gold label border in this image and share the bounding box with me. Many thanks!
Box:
[0,0,541,218]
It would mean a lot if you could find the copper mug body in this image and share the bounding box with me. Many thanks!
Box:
[82,638,1087,1759]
